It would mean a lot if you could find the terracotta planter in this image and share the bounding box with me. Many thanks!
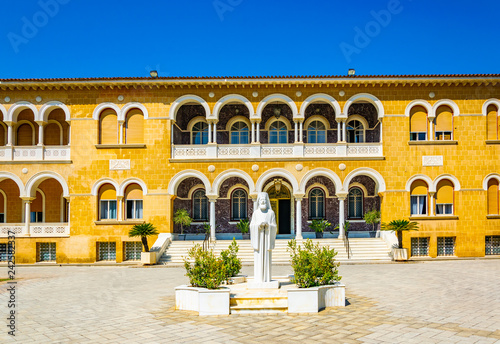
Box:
[141,252,157,265]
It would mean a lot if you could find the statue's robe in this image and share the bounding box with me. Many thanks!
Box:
[250,208,277,283]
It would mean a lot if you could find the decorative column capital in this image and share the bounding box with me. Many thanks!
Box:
[336,192,348,200]
[293,193,305,200]
[207,195,218,202]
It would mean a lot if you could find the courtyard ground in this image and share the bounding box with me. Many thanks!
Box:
[1,260,499,343]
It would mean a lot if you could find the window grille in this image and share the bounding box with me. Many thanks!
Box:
[437,237,455,256]
[309,188,325,219]
[231,189,247,221]
[124,242,142,260]
[0,243,14,262]
[485,236,500,255]
[37,243,56,262]
[97,242,116,261]
[411,237,429,256]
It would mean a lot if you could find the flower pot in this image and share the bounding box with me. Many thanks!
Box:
[288,283,345,313]
[178,234,186,241]
[242,234,250,240]
[141,252,157,265]
[315,232,324,238]
[392,248,408,261]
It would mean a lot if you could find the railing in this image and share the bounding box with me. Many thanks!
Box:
[0,146,71,162]
[171,143,383,160]
[0,223,70,237]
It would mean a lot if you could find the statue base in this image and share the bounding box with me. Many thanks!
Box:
[247,280,280,289]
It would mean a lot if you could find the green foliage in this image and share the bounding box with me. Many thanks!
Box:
[173,208,192,235]
[128,222,158,252]
[202,222,211,234]
[220,239,242,279]
[364,210,381,231]
[236,218,249,234]
[380,219,419,249]
[309,219,331,233]
[184,239,242,289]
[287,239,341,288]
[333,221,350,236]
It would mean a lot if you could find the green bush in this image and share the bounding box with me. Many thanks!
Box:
[184,239,242,289]
[287,239,341,288]
[309,219,331,233]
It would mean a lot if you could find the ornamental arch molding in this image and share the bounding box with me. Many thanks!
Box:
[0,172,25,197]
[211,169,255,197]
[255,94,298,121]
[483,173,500,190]
[432,99,460,117]
[404,99,432,117]
[118,178,149,197]
[212,94,254,122]
[405,174,434,193]
[91,178,120,196]
[167,170,211,195]
[255,168,299,193]
[482,99,500,116]
[342,167,386,194]
[7,101,39,122]
[120,102,149,121]
[343,93,385,119]
[39,101,71,122]
[299,93,342,119]
[433,174,461,191]
[92,103,121,121]
[26,171,69,198]
[168,95,211,121]
[299,168,342,194]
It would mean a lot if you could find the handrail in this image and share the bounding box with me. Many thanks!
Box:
[343,232,352,259]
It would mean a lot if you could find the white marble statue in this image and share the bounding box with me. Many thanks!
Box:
[250,192,277,283]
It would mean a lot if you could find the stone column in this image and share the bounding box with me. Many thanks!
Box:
[209,199,216,241]
[251,122,255,143]
[429,117,434,141]
[6,122,13,146]
[337,193,348,239]
[256,122,260,143]
[118,120,125,144]
[37,122,46,146]
[299,121,303,143]
[213,123,217,143]
[117,196,124,221]
[22,197,34,236]
[342,121,347,143]
[295,197,303,239]
[208,122,212,143]
[67,124,71,146]
[379,120,383,143]
[294,121,298,142]
[429,192,435,216]
[337,122,341,142]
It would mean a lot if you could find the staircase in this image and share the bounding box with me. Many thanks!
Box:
[158,238,392,265]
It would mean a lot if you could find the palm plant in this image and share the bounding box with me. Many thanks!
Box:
[128,222,159,252]
[380,219,419,249]
[364,210,381,231]
[236,218,249,234]
[173,208,192,235]
[309,219,331,233]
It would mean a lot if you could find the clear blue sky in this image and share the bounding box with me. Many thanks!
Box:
[1,0,499,78]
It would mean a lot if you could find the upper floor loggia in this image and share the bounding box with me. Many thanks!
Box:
[169,93,384,160]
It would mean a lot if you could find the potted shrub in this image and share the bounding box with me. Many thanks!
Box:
[286,239,345,312]
[309,219,331,238]
[364,210,381,237]
[128,222,159,265]
[173,208,192,241]
[236,218,250,239]
[381,219,419,261]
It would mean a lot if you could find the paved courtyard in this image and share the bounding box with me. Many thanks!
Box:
[1,260,500,343]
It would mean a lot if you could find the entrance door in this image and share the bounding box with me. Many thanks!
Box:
[267,185,291,234]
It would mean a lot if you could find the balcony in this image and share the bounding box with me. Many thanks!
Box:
[0,146,71,162]
[171,143,383,160]
[0,223,70,237]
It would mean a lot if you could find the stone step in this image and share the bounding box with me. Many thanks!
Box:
[229,305,288,314]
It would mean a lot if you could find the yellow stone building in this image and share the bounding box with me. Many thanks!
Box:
[0,74,499,264]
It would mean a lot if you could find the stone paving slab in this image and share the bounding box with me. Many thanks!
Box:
[0,260,499,343]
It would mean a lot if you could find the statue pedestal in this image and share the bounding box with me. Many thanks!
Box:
[247,280,280,289]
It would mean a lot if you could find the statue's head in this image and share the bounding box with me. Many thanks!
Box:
[257,192,270,211]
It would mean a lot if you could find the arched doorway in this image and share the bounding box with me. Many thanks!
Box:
[266,180,292,235]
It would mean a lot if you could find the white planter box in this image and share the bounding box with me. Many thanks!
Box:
[141,252,156,265]
[392,248,408,261]
[288,283,345,313]
[175,285,230,316]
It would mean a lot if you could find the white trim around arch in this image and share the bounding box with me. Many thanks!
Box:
[482,99,500,116]
[39,101,71,122]
[342,167,386,193]
[211,169,256,197]
[483,173,500,191]
[7,101,39,122]
[92,103,121,121]
[0,172,25,197]
[255,168,299,193]
[255,94,299,121]
[299,168,342,194]
[299,93,342,119]
[91,178,119,196]
[25,171,70,198]
[405,174,434,193]
[433,174,461,191]
[211,94,255,121]
[343,93,385,119]
[117,178,148,197]
[168,95,211,121]
[120,102,149,121]
[0,104,7,121]
[432,99,460,117]
[0,189,7,222]
[167,169,212,195]
[404,99,432,117]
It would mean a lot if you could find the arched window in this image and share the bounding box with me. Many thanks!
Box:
[346,120,364,143]
[348,188,363,219]
[44,121,63,146]
[231,189,247,221]
[410,180,428,215]
[99,184,117,220]
[16,122,34,146]
[192,121,209,144]
[125,184,143,219]
[410,106,428,141]
[269,121,288,144]
[487,179,499,215]
[435,180,454,215]
[125,109,144,144]
[307,120,326,143]
[435,106,453,140]
[309,188,325,219]
[230,121,249,144]
[99,110,118,144]
[487,104,498,140]
[192,189,208,221]
[0,123,7,146]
